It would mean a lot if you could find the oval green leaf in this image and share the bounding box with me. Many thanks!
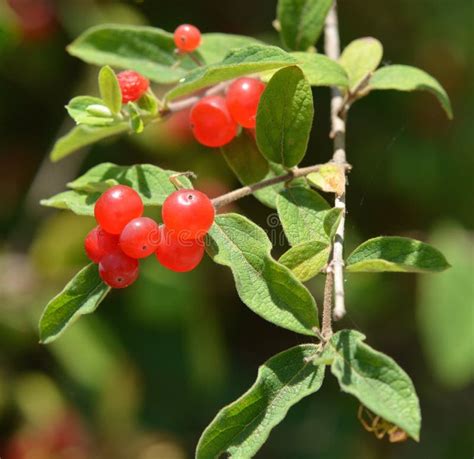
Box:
[346,236,451,273]
[369,64,453,119]
[256,66,313,167]
[323,330,421,441]
[39,264,110,344]
[66,96,115,126]
[41,162,193,215]
[165,45,297,102]
[276,186,334,245]
[67,24,197,84]
[50,123,129,162]
[196,344,325,459]
[279,240,331,281]
[339,37,383,89]
[98,65,122,114]
[206,214,319,335]
[277,0,333,51]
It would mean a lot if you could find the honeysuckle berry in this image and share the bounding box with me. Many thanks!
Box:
[174,24,201,52]
[226,77,266,128]
[84,226,119,263]
[119,217,160,259]
[155,225,205,272]
[117,70,149,104]
[99,249,139,288]
[162,189,215,240]
[94,185,144,235]
[190,96,238,147]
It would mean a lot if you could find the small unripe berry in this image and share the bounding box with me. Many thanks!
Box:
[117,70,149,104]
[190,96,238,147]
[99,249,139,288]
[155,225,205,272]
[84,226,119,263]
[226,78,266,128]
[94,185,144,235]
[174,24,201,52]
[162,189,215,240]
[119,217,160,259]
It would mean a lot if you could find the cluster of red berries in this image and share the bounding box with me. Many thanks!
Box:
[85,185,215,288]
[190,77,266,148]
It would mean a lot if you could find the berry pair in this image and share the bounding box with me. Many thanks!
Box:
[157,189,215,272]
[85,185,215,288]
[190,78,266,148]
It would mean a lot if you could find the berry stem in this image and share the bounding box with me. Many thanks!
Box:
[211,163,348,209]
[169,171,198,190]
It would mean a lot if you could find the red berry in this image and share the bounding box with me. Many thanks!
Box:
[190,96,238,147]
[99,249,139,288]
[155,225,204,272]
[174,24,201,52]
[119,217,160,259]
[162,189,215,240]
[226,78,266,128]
[84,226,119,263]
[94,185,144,235]
[117,70,149,104]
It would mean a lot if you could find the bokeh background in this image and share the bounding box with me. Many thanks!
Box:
[0,0,473,458]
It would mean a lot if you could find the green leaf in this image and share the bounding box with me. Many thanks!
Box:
[339,37,383,89]
[417,224,474,389]
[40,190,100,216]
[323,330,421,441]
[50,123,129,162]
[369,64,453,119]
[256,66,313,167]
[136,92,158,115]
[165,45,297,102]
[196,344,324,459]
[98,65,122,114]
[221,130,269,185]
[323,207,343,241]
[198,33,262,63]
[67,24,196,84]
[66,96,115,126]
[279,240,331,281]
[206,214,318,335]
[261,52,349,88]
[127,102,144,133]
[277,0,333,51]
[253,162,293,209]
[39,264,110,344]
[276,186,335,245]
[41,162,193,215]
[346,236,451,273]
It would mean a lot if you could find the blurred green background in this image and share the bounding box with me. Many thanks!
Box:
[0,0,473,458]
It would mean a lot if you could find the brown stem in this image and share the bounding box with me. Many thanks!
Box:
[324,2,348,322]
[321,264,334,339]
[210,164,327,209]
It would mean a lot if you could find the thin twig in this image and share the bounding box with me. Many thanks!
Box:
[160,81,230,116]
[324,2,347,321]
[321,263,334,339]
[210,164,327,209]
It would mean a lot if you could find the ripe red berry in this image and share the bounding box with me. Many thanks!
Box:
[162,189,215,240]
[155,225,205,272]
[190,96,238,147]
[119,217,160,259]
[84,226,119,263]
[174,24,201,52]
[226,78,266,128]
[117,70,149,104]
[94,185,144,235]
[99,249,139,288]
